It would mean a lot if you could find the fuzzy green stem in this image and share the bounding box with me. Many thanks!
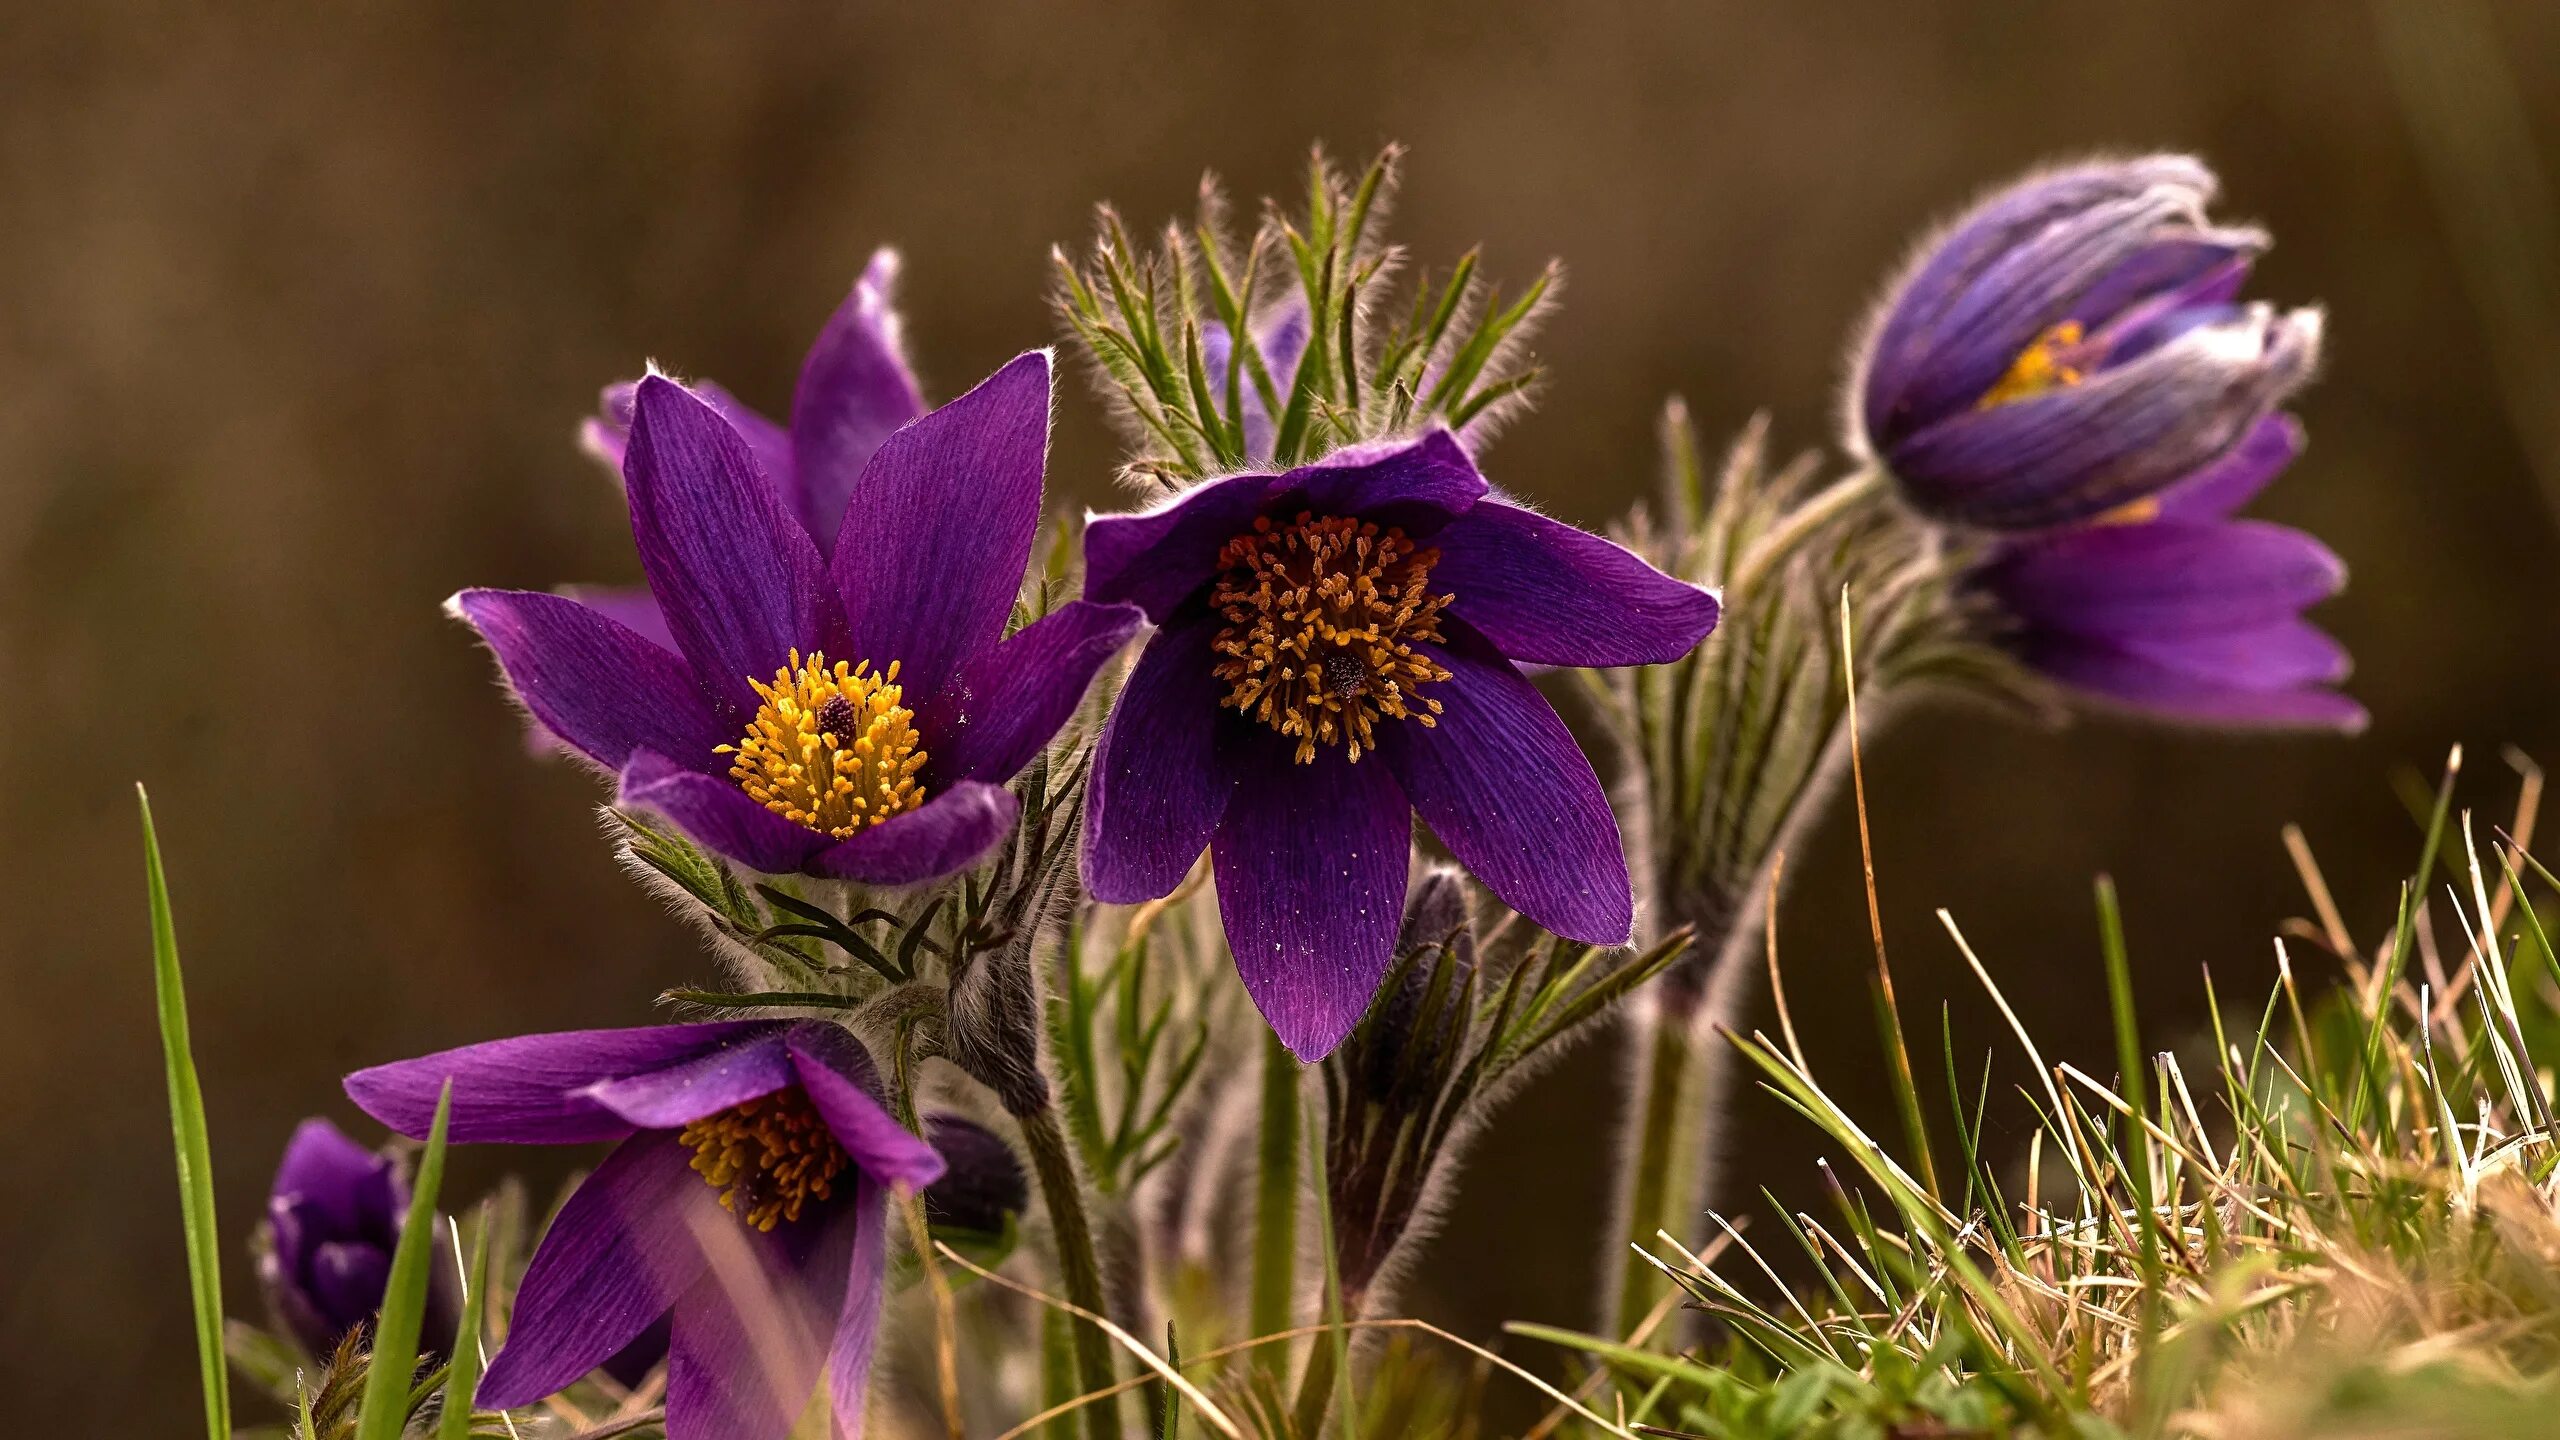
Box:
[1250,1031,1302,1379]
[1020,1103,1119,1440]
[1723,466,1890,604]
[1610,990,1714,1338]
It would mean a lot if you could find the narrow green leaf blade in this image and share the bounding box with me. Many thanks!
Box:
[436,1204,493,1440]
[140,785,231,1440]
[355,1081,452,1440]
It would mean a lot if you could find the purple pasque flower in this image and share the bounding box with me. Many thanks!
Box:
[1079,431,1720,1059]
[1853,155,2323,530]
[1970,413,2362,730]
[452,350,1143,884]
[344,1020,944,1440]
[258,1117,458,1358]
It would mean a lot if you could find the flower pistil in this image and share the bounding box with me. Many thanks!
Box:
[718,650,926,837]
[1210,511,1452,764]
[677,1087,851,1232]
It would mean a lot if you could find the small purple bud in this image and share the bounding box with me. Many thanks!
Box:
[921,1115,1030,1238]
[256,1118,458,1358]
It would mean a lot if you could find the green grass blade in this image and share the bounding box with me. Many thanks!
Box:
[140,785,232,1440]
[355,1080,452,1440]
[436,1203,493,1440]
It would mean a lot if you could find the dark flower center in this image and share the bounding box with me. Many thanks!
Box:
[677,1086,850,1232]
[1209,510,1453,764]
[714,649,927,838]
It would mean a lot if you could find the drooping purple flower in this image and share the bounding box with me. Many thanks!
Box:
[1969,413,2363,731]
[1079,431,1720,1059]
[258,1117,458,1358]
[344,1021,944,1440]
[1853,155,2323,530]
[452,348,1143,883]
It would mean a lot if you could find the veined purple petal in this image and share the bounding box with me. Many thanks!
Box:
[2154,413,2303,522]
[1282,430,1487,534]
[2072,238,2259,344]
[618,750,832,876]
[1888,304,2322,528]
[831,351,1052,703]
[588,380,794,505]
[271,1118,390,1237]
[785,1024,946,1188]
[1380,629,1632,945]
[580,1030,796,1130]
[926,600,1143,784]
[1981,519,2345,640]
[823,1179,892,1440]
[345,1023,778,1146]
[2023,636,2367,732]
[1083,618,1236,903]
[305,1244,393,1330]
[450,589,730,773]
[2109,616,2350,689]
[478,1133,722,1409]
[1211,740,1412,1061]
[555,585,681,654]
[1083,470,1279,621]
[1432,500,1719,667]
[1203,299,1312,459]
[666,1200,852,1440]
[626,376,837,713]
[803,781,1018,885]
[790,250,928,551]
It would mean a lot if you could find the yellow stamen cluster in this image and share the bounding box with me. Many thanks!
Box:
[717,650,926,838]
[1977,320,2089,408]
[677,1087,850,1233]
[1210,511,1453,765]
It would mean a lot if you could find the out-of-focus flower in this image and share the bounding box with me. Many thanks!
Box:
[1970,414,2362,730]
[452,353,1142,882]
[1079,431,1719,1059]
[344,1021,944,1440]
[257,1117,457,1358]
[1853,155,2322,530]
[919,1115,1028,1240]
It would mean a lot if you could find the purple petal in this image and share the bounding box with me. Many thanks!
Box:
[824,1180,892,1440]
[2109,616,2350,689]
[1981,519,2345,640]
[345,1023,777,1146]
[271,1118,389,1236]
[1082,470,1279,621]
[450,589,730,773]
[618,749,832,876]
[1082,618,1236,904]
[1432,500,1719,667]
[831,350,1052,703]
[925,600,1144,784]
[1281,429,1487,533]
[585,379,793,502]
[479,1134,721,1409]
[2153,413,2304,522]
[2025,635,2367,732]
[665,1200,852,1440]
[1211,741,1412,1061]
[580,1030,795,1130]
[791,250,929,551]
[803,781,1018,885]
[554,584,681,654]
[1203,300,1311,459]
[785,1023,946,1188]
[305,1242,393,1332]
[1379,629,1632,946]
[626,375,837,712]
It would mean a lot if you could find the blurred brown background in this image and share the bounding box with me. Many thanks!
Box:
[6,2,2556,1431]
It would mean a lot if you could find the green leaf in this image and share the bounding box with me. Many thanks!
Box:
[140,785,231,1440]
[355,1080,451,1440]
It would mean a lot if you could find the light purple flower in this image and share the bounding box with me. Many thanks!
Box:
[344,1021,944,1440]
[1970,414,2363,731]
[258,1117,457,1358]
[1079,431,1720,1059]
[453,347,1142,883]
[1854,155,2323,530]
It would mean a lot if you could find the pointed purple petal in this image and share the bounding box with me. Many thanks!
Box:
[785,1024,946,1188]
[618,750,832,876]
[1083,618,1236,904]
[2103,616,2350,690]
[1432,500,1719,667]
[791,250,928,550]
[1082,470,1279,621]
[305,1242,393,1332]
[831,351,1052,702]
[451,589,730,772]
[1981,519,2345,640]
[824,1180,892,1440]
[1283,429,1487,532]
[2025,635,2367,732]
[665,1202,850,1440]
[555,585,681,654]
[1379,630,1632,945]
[926,600,1144,784]
[588,379,795,514]
[580,1030,795,1130]
[271,1119,388,1235]
[478,1132,719,1408]
[626,375,836,712]
[2153,413,2304,522]
[345,1023,776,1146]
[1211,743,1411,1061]
[803,781,1018,885]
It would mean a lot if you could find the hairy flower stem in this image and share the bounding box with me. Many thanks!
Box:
[1019,1103,1119,1440]
[1250,1031,1301,1378]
